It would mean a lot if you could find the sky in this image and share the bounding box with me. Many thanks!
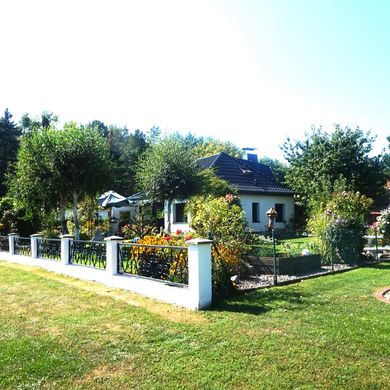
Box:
[1,0,389,160]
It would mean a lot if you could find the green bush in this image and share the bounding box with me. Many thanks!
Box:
[189,194,254,298]
[308,191,373,264]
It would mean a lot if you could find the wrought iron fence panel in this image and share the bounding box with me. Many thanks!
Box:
[15,237,31,256]
[37,238,61,261]
[0,236,9,252]
[118,243,188,285]
[70,240,106,269]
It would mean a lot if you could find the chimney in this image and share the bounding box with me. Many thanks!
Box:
[242,147,258,163]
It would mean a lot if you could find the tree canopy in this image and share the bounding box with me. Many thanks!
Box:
[9,123,112,238]
[0,109,20,196]
[87,122,148,196]
[193,137,243,159]
[19,111,58,133]
[135,134,204,232]
[282,125,386,210]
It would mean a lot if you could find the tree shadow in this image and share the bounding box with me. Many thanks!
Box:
[365,262,390,270]
[210,287,317,316]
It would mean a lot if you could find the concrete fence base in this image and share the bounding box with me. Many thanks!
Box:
[0,234,213,310]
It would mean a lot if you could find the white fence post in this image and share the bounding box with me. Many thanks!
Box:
[8,233,18,255]
[187,238,213,309]
[60,234,73,265]
[104,236,124,275]
[30,233,43,259]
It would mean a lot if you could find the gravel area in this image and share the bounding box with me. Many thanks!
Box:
[235,263,353,291]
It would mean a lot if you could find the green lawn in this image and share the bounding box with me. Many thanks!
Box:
[1,261,390,389]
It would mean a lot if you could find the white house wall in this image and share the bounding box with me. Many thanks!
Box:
[164,201,191,233]
[165,195,295,233]
[239,194,295,232]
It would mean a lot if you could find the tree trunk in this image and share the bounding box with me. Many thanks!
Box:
[59,205,67,235]
[72,192,79,240]
[167,199,172,234]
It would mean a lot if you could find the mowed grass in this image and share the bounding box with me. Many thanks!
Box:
[1,261,390,389]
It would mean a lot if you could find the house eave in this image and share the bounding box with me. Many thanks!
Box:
[237,189,295,197]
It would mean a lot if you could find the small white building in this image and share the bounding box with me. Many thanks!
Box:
[165,152,295,233]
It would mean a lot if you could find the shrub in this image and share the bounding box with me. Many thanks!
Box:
[121,203,157,239]
[189,194,254,298]
[308,191,373,264]
[67,219,109,240]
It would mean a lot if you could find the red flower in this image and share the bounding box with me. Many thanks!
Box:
[175,229,183,235]
[164,235,172,241]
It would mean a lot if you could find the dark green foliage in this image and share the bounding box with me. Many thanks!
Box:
[136,134,204,231]
[384,136,390,176]
[9,128,61,216]
[258,156,288,184]
[0,196,40,236]
[0,109,20,196]
[331,226,366,265]
[19,111,58,133]
[282,125,386,221]
[9,123,113,237]
[136,135,198,198]
[87,122,148,196]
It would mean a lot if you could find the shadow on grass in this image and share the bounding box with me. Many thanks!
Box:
[365,262,390,270]
[210,287,316,316]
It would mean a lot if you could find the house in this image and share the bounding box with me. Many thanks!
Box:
[165,152,295,233]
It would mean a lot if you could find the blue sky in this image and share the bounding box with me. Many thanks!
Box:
[1,0,389,160]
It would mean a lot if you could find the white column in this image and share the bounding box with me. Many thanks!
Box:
[187,239,212,309]
[8,233,18,255]
[104,236,124,275]
[30,234,43,259]
[60,234,73,265]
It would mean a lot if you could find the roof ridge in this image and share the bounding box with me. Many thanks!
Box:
[197,151,226,168]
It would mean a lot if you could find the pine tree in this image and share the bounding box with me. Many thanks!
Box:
[0,109,20,196]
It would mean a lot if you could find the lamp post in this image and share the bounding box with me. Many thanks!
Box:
[266,207,278,285]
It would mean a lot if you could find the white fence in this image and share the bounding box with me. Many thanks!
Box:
[0,233,212,310]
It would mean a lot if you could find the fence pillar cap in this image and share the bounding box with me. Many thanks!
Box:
[8,232,19,236]
[60,234,74,239]
[30,233,43,237]
[187,238,213,246]
[104,236,125,241]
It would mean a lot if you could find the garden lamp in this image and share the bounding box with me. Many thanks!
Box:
[266,207,278,230]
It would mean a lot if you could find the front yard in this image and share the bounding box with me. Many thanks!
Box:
[1,260,390,389]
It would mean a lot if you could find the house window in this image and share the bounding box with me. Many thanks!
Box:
[252,202,260,223]
[275,203,284,222]
[174,203,187,223]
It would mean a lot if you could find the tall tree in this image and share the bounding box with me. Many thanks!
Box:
[0,109,21,196]
[10,123,113,238]
[189,135,243,159]
[282,125,386,212]
[87,122,148,196]
[19,111,58,133]
[258,156,288,184]
[135,134,203,232]
[53,122,113,239]
[383,136,390,177]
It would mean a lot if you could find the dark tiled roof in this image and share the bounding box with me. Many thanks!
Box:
[197,152,294,196]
